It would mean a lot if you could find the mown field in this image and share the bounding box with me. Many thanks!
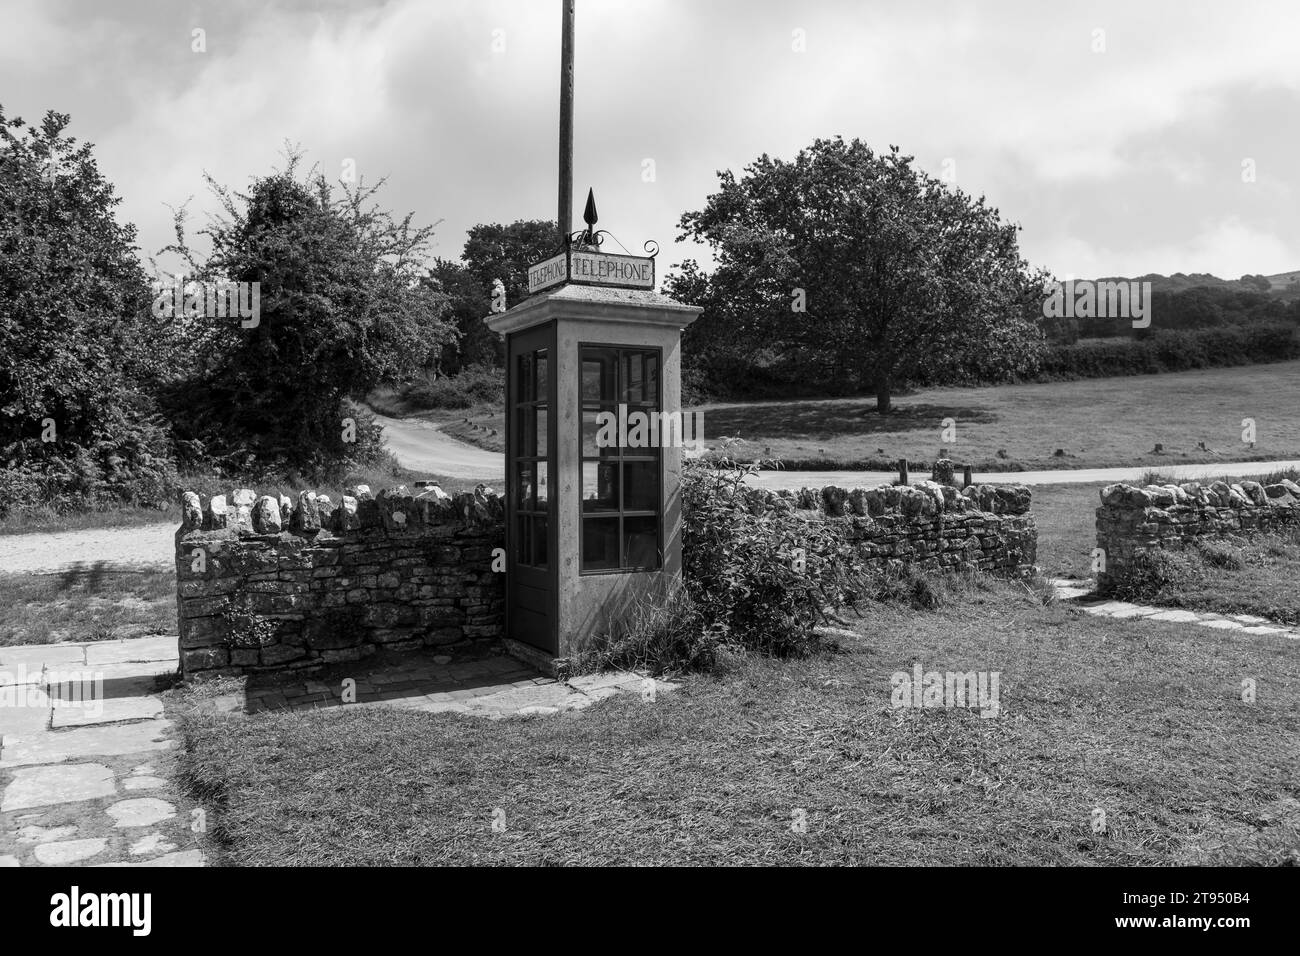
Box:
[440,362,1300,472]
[174,578,1300,866]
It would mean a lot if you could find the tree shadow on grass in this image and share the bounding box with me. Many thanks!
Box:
[56,561,115,594]
[699,400,998,441]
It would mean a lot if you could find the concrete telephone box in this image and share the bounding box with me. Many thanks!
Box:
[484,283,701,667]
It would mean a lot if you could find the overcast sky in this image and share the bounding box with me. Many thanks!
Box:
[4,0,1297,282]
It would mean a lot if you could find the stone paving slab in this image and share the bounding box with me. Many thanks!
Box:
[50,695,164,729]
[0,635,201,869]
[0,719,175,768]
[1051,578,1300,640]
[1,763,116,811]
[0,644,89,669]
[84,637,177,667]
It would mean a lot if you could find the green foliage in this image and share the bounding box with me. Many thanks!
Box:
[668,137,1048,409]
[162,157,456,476]
[577,585,723,675]
[220,603,277,649]
[1108,549,1200,602]
[400,364,504,411]
[426,219,555,375]
[680,444,865,656]
[1196,540,1244,571]
[0,107,178,516]
[1040,323,1300,380]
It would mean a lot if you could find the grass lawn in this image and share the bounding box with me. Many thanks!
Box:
[1023,482,1105,580]
[0,567,176,646]
[1118,527,1300,627]
[444,362,1300,471]
[174,581,1300,866]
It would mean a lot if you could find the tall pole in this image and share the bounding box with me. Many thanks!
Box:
[558,0,575,248]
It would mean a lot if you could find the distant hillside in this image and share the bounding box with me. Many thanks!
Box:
[1091,271,1300,299]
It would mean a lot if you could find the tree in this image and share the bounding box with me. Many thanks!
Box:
[423,219,557,375]
[669,138,1049,411]
[0,107,176,513]
[460,219,557,312]
[164,157,455,474]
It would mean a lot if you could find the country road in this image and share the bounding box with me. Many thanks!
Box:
[748,459,1300,491]
[1,428,1296,575]
[372,413,504,481]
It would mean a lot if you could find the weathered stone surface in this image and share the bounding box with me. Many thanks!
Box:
[205,494,229,530]
[107,798,176,828]
[34,839,108,864]
[1,764,115,810]
[252,496,283,533]
[180,492,202,531]
[291,490,322,535]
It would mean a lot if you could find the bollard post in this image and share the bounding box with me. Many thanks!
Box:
[899,459,909,485]
[963,464,973,488]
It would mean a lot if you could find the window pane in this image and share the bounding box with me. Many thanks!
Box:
[516,352,534,404]
[535,349,548,399]
[623,515,660,569]
[622,460,658,512]
[623,352,644,402]
[515,515,532,565]
[582,517,620,571]
[582,408,622,457]
[516,462,534,511]
[515,407,533,457]
[621,351,660,404]
[642,356,655,408]
[535,407,548,457]
[536,461,549,509]
[581,348,617,401]
[531,515,549,568]
[582,461,619,512]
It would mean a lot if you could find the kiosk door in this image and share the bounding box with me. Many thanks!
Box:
[505,322,557,653]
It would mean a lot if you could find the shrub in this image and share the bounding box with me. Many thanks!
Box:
[577,585,724,675]
[1108,548,1201,601]
[402,364,504,411]
[679,445,866,658]
[1197,540,1244,571]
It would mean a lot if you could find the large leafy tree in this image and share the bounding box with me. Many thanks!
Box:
[669,138,1049,411]
[166,159,455,473]
[0,107,176,512]
[427,218,556,373]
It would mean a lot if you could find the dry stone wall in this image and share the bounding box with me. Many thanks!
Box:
[1096,477,1300,590]
[174,485,505,677]
[173,471,1038,678]
[755,478,1037,577]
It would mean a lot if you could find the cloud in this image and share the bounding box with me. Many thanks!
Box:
[2,0,1296,280]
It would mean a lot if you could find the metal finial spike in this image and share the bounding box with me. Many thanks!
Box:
[583,188,598,228]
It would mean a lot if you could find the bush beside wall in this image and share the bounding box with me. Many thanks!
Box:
[1095,478,1300,591]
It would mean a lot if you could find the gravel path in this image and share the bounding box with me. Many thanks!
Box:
[0,523,175,575]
